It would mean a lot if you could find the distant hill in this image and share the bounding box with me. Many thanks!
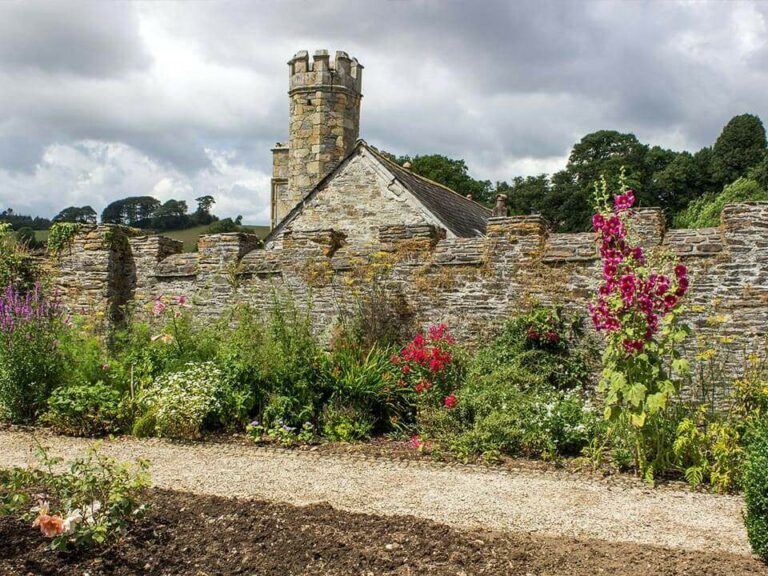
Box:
[35,224,271,253]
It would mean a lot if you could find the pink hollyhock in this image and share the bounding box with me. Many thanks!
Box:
[444,394,457,409]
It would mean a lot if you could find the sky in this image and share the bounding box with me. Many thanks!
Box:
[0,0,767,224]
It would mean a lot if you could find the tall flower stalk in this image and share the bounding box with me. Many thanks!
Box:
[589,180,691,480]
[0,283,65,423]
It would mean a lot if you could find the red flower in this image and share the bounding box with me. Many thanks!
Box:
[444,394,457,409]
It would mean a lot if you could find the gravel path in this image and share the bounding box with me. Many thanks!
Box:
[0,429,751,556]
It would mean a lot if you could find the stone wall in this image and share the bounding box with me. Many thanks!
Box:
[271,147,439,248]
[50,203,768,403]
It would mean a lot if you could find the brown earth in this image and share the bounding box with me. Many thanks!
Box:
[1,489,766,576]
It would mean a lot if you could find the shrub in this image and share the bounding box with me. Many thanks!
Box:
[217,298,322,430]
[674,178,768,229]
[673,407,744,493]
[0,443,149,551]
[0,284,65,423]
[44,382,122,437]
[744,423,768,562]
[108,295,219,392]
[415,309,597,460]
[390,323,463,413]
[469,306,594,392]
[320,345,411,439]
[450,374,597,460]
[136,362,244,439]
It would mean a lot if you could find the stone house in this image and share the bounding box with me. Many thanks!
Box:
[267,50,491,248]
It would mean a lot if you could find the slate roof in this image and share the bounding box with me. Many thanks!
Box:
[265,140,491,243]
[368,146,491,237]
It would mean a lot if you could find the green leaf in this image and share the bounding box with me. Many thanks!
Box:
[672,358,690,374]
[627,383,647,407]
[646,392,667,414]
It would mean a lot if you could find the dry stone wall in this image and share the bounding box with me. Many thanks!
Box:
[50,203,768,402]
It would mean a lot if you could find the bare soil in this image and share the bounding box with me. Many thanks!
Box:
[1,489,766,576]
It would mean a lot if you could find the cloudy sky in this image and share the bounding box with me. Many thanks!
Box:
[1,0,767,224]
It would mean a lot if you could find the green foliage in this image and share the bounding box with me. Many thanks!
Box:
[422,307,598,460]
[674,178,768,228]
[136,361,244,440]
[109,297,219,390]
[53,206,97,225]
[0,225,37,289]
[0,293,64,424]
[748,151,768,189]
[0,443,149,550]
[44,382,122,437]
[320,345,411,439]
[744,423,768,562]
[321,404,374,442]
[673,408,743,493]
[711,113,767,189]
[216,299,322,429]
[47,222,82,256]
[449,380,598,460]
[469,307,594,392]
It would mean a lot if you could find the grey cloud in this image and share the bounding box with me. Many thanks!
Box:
[0,1,151,77]
[0,0,767,222]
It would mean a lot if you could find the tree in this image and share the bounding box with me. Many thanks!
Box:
[101,196,161,227]
[748,150,768,189]
[191,195,217,226]
[195,195,215,215]
[395,154,494,205]
[546,131,650,231]
[651,152,700,216]
[151,199,189,231]
[711,114,767,189]
[53,206,97,224]
[674,178,768,228]
[501,175,551,216]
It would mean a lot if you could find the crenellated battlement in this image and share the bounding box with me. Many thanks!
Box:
[288,50,363,95]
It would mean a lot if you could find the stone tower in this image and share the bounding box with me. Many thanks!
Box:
[271,50,363,227]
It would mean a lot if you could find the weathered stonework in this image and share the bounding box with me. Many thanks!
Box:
[50,203,768,405]
[271,50,363,226]
[271,147,447,248]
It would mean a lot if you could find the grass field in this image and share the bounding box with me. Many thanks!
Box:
[35,224,271,252]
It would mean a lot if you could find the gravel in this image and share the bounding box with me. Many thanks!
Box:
[0,429,751,556]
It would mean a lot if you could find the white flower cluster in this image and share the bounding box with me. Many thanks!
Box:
[142,361,228,439]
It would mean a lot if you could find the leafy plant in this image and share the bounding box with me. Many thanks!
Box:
[0,284,65,423]
[217,298,322,430]
[0,224,37,290]
[47,222,82,256]
[136,361,244,439]
[320,345,410,439]
[589,183,691,481]
[744,423,768,562]
[44,382,123,437]
[390,323,463,413]
[673,407,743,493]
[0,442,149,550]
[469,306,594,392]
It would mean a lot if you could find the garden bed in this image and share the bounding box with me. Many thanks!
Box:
[1,488,765,576]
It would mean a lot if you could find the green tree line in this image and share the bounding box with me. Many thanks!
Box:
[399,113,768,231]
